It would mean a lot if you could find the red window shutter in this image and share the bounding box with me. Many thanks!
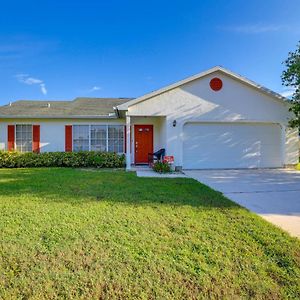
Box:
[32,125,40,153]
[7,125,15,151]
[65,125,72,152]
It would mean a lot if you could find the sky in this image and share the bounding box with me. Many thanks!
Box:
[0,0,299,105]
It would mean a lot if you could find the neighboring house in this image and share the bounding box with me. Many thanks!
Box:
[0,66,299,170]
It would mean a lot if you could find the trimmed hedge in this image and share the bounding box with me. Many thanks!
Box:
[0,151,125,168]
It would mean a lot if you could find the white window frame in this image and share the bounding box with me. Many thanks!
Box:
[107,125,125,153]
[90,125,107,152]
[72,124,125,153]
[15,124,33,153]
[72,125,90,152]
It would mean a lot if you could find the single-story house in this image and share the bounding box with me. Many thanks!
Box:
[0,66,299,170]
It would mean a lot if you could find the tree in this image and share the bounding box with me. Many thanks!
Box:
[281,41,300,128]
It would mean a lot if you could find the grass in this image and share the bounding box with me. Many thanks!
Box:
[0,168,299,299]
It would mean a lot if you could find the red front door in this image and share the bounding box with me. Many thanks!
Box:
[134,125,153,164]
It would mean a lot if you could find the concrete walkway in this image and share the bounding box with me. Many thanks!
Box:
[184,169,300,238]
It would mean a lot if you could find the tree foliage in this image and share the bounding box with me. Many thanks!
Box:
[281,41,300,128]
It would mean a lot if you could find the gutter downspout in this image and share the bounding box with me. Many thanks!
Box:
[113,107,120,118]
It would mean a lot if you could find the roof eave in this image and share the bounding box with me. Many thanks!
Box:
[0,114,118,119]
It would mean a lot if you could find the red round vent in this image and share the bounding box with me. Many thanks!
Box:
[210,77,223,91]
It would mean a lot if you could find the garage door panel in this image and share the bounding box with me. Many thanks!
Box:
[183,123,282,169]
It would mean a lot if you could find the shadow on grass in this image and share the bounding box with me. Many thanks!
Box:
[0,168,239,209]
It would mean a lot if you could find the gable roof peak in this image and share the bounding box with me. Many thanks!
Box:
[117,66,287,110]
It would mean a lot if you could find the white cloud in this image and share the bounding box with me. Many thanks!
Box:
[40,83,47,95]
[25,77,43,85]
[281,88,295,98]
[91,86,101,91]
[15,73,47,95]
[88,86,101,93]
[15,73,29,82]
[17,74,43,85]
[0,36,60,57]
[220,24,289,34]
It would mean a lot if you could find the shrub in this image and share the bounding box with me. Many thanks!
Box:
[0,151,125,169]
[152,161,171,173]
[296,163,300,171]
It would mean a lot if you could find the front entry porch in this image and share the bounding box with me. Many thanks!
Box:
[125,115,166,170]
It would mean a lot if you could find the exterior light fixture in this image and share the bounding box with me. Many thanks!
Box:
[173,120,177,127]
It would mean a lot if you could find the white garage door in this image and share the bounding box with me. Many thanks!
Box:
[183,123,282,169]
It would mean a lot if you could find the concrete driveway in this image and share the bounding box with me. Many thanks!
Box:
[184,169,300,238]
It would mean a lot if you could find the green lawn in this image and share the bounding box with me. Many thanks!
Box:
[0,168,299,299]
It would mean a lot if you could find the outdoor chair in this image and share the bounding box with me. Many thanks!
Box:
[148,148,165,166]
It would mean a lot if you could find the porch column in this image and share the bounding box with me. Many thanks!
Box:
[126,113,131,170]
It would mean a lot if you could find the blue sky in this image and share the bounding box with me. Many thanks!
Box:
[0,0,299,105]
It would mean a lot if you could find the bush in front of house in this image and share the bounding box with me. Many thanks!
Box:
[0,151,125,168]
[152,161,171,173]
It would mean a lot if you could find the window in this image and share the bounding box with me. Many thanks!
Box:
[72,125,124,153]
[91,125,106,151]
[16,124,32,152]
[73,125,89,151]
[108,126,124,153]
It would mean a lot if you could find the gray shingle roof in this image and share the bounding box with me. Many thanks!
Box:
[0,97,133,118]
